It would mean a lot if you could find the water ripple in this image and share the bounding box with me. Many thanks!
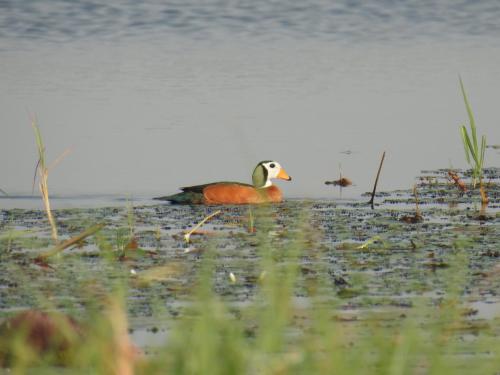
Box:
[1,0,500,44]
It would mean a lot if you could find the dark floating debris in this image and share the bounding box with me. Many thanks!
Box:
[340,149,357,155]
[400,214,423,224]
[325,177,353,187]
[469,212,494,221]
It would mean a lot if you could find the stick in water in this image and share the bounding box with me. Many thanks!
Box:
[368,151,386,210]
[37,223,105,259]
[184,210,222,244]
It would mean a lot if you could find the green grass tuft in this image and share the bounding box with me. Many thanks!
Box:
[459,77,487,188]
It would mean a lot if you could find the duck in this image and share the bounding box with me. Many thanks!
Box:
[154,160,292,204]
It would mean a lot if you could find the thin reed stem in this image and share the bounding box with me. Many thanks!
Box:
[368,151,386,209]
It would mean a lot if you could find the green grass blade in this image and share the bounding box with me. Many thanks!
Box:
[459,77,478,155]
[460,126,475,165]
[0,188,8,196]
[460,126,470,164]
[32,158,41,194]
[31,121,46,168]
[480,135,486,169]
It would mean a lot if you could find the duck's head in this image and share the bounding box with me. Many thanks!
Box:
[252,161,292,188]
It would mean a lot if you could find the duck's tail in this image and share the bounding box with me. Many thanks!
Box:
[153,192,204,204]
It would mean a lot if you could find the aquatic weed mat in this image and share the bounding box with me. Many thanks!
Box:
[380,167,500,210]
[1,203,498,302]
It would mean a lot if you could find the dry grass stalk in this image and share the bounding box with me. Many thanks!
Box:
[37,223,105,260]
[31,117,70,243]
[184,210,222,244]
[104,298,141,375]
[357,235,382,249]
[479,178,489,205]
[413,184,422,219]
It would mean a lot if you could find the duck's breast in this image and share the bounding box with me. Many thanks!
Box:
[263,185,283,203]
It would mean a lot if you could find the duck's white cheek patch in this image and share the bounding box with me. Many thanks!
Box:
[263,162,281,180]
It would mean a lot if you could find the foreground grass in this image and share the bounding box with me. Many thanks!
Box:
[142,208,498,375]
[0,204,499,374]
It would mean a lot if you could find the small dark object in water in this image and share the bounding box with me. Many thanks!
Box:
[125,237,139,250]
[472,213,493,221]
[486,144,500,150]
[32,257,55,270]
[325,177,352,187]
[461,308,478,317]
[400,213,423,224]
[340,149,357,155]
[333,275,349,286]
[483,250,499,257]
[425,260,450,269]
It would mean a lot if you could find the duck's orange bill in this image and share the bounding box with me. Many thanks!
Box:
[277,168,292,181]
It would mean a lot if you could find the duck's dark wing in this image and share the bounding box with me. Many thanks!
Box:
[180,181,253,193]
[154,181,254,204]
[153,191,204,204]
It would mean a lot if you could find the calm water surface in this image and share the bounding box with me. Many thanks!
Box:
[1,0,500,207]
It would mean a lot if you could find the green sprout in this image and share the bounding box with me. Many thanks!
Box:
[459,77,486,188]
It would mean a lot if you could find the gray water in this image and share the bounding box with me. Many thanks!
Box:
[1,0,500,207]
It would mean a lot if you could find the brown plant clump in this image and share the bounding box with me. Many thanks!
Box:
[447,170,467,192]
[0,305,141,374]
[0,310,83,366]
